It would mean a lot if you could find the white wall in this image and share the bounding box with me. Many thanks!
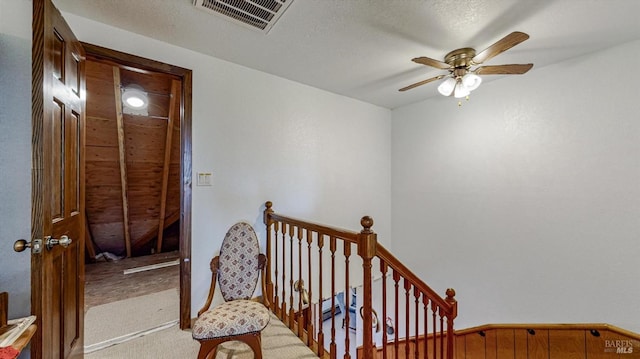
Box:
[391,40,640,332]
[60,13,392,313]
[0,0,33,320]
[0,2,33,358]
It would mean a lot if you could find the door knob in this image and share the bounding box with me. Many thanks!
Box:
[14,238,43,253]
[46,235,72,250]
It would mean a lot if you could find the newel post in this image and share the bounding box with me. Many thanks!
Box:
[263,201,275,309]
[445,288,458,359]
[358,216,377,359]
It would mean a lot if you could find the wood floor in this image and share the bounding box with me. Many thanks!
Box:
[84,251,180,309]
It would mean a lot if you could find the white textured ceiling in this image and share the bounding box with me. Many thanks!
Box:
[54,0,640,109]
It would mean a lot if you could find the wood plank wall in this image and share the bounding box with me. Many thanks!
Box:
[358,324,640,359]
[454,324,640,359]
[357,332,450,359]
[85,58,181,257]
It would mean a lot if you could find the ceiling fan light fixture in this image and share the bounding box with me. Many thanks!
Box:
[462,73,482,91]
[437,77,457,96]
[399,31,532,104]
[453,81,470,99]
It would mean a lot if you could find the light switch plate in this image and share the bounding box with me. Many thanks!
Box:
[196,172,212,186]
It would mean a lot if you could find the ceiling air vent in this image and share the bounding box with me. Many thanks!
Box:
[193,0,293,34]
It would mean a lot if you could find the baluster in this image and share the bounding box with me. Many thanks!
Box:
[330,236,337,359]
[317,233,325,357]
[297,226,304,337]
[393,270,400,358]
[306,229,314,344]
[431,301,437,359]
[281,223,287,320]
[264,202,274,308]
[289,225,295,329]
[404,279,410,359]
[439,308,444,359]
[414,287,420,358]
[274,221,280,316]
[423,293,429,359]
[262,201,273,310]
[344,241,351,359]
[380,261,388,359]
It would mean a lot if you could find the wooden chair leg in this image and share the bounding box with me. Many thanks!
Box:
[197,339,219,359]
[197,332,263,359]
[243,332,262,359]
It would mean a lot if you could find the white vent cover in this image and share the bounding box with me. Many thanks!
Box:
[193,0,293,34]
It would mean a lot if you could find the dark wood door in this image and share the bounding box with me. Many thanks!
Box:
[31,0,86,357]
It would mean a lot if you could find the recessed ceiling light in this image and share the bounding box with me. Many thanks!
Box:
[122,85,148,110]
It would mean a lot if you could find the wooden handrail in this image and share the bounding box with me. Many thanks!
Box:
[376,245,454,315]
[375,244,457,359]
[268,212,360,243]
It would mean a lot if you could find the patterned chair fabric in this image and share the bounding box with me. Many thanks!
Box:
[218,222,261,301]
[192,299,270,340]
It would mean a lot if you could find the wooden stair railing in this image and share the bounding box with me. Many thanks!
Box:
[263,201,457,359]
[373,246,457,359]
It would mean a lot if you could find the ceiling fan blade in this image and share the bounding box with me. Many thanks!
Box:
[399,75,446,92]
[472,31,529,64]
[475,63,533,75]
[412,56,451,70]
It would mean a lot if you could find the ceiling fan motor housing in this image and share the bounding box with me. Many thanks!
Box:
[445,48,477,74]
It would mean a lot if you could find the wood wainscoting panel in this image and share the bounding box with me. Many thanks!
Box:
[454,324,640,359]
[528,329,549,359]
[465,331,485,359]
[513,329,528,359]
[495,329,515,359]
[456,332,466,359]
[586,329,623,359]
[361,324,640,359]
[484,329,497,359]
[549,329,585,359]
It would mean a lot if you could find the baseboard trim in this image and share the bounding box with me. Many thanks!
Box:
[83,319,179,354]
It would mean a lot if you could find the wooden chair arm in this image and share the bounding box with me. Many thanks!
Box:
[0,292,7,327]
[258,254,270,308]
[197,256,219,317]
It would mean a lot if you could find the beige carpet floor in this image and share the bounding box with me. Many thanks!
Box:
[84,289,179,353]
[86,301,319,358]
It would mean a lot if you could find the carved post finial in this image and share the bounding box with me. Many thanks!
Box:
[264,201,274,225]
[446,288,456,300]
[360,216,374,234]
[445,287,458,320]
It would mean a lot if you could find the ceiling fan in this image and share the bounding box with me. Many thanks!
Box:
[399,31,533,99]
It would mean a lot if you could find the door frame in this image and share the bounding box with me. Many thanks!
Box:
[80,43,193,329]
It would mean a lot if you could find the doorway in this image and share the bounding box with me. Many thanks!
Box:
[80,43,192,348]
